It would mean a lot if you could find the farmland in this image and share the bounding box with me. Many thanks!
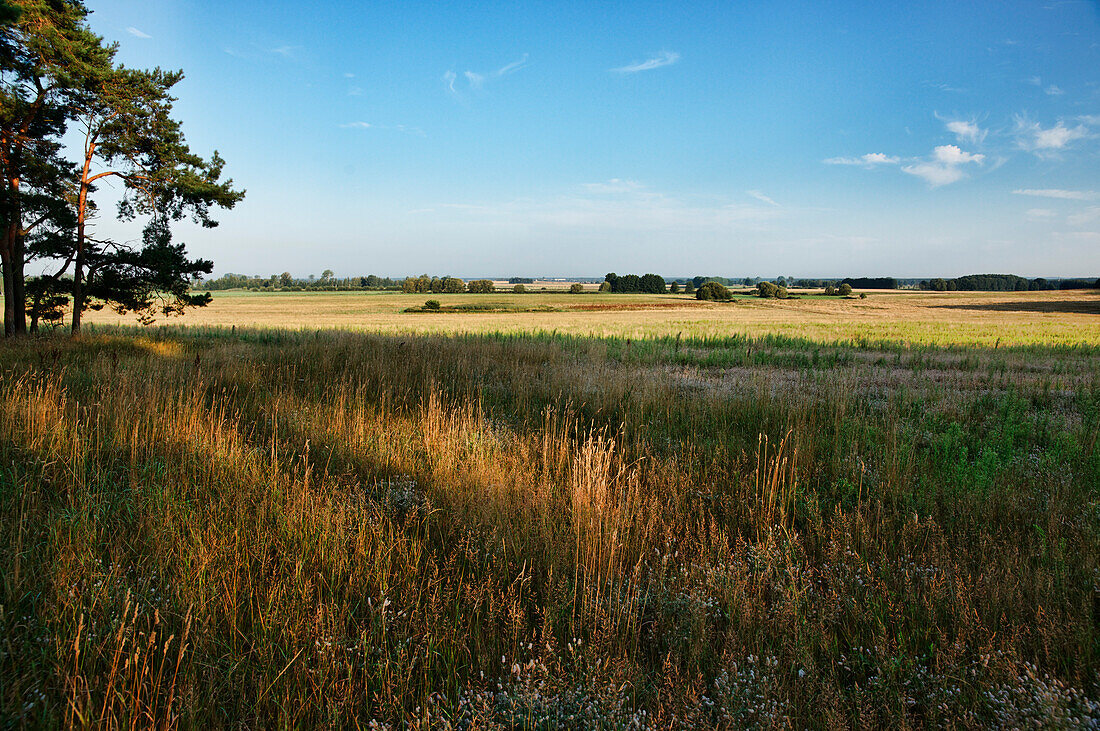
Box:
[1,288,1099,727]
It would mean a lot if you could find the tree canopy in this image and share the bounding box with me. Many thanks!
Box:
[1,0,243,336]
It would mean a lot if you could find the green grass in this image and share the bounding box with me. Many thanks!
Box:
[1,326,1098,728]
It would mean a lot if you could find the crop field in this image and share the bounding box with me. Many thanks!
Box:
[80,287,1100,347]
[1,291,1099,727]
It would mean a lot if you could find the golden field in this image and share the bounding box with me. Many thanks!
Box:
[78,287,1100,347]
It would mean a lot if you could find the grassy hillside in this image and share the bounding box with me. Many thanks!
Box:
[1,327,1098,727]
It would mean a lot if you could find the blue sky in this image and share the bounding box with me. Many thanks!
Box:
[85,1,1099,278]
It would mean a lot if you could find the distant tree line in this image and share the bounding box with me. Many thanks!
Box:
[201,272,401,291]
[603,272,667,293]
[919,274,1100,292]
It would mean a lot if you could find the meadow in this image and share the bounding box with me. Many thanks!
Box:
[1,289,1099,728]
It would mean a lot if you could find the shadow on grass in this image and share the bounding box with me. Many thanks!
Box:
[929,297,1100,315]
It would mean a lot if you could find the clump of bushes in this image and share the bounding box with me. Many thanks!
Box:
[669,282,681,293]
[467,279,495,294]
[424,299,441,310]
[569,283,584,294]
[839,283,853,296]
[696,281,732,301]
[513,284,526,294]
[756,281,789,299]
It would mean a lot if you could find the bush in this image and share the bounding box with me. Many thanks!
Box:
[859,292,867,299]
[839,283,853,296]
[569,283,584,294]
[824,285,836,296]
[424,299,441,310]
[756,281,779,298]
[669,282,680,293]
[696,281,732,301]
[598,281,611,292]
[776,285,789,299]
[513,284,526,294]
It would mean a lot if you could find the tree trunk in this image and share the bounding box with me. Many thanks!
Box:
[1,225,13,337]
[72,144,94,336]
[12,224,25,334]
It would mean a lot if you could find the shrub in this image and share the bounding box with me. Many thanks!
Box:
[824,285,836,296]
[598,281,611,292]
[776,285,789,299]
[513,284,526,294]
[697,281,732,301]
[859,292,867,299]
[756,281,779,298]
[839,283,853,296]
[569,283,584,294]
[669,282,680,293]
[424,299,440,310]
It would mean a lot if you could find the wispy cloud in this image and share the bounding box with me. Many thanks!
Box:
[464,71,485,90]
[902,145,984,187]
[339,121,424,136]
[438,181,781,234]
[1026,208,1057,219]
[446,55,529,99]
[582,178,644,194]
[496,53,529,76]
[1067,206,1100,225]
[937,114,987,145]
[1013,115,1091,154]
[746,190,780,206]
[923,81,966,93]
[1045,84,1065,96]
[611,51,680,73]
[126,26,152,39]
[271,45,301,58]
[823,153,900,166]
[1013,188,1099,200]
[443,70,458,96]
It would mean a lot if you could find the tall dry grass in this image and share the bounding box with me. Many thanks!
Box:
[0,327,1097,728]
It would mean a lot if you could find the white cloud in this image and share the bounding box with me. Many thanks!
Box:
[611,51,680,73]
[1025,75,1042,86]
[933,144,984,165]
[746,190,780,206]
[347,86,363,96]
[823,152,899,166]
[464,71,485,89]
[1014,116,1090,153]
[942,118,987,144]
[339,121,424,136]
[271,45,300,57]
[902,145,984,187]
[901,162,966,187]
[496,54,529,76]
[1026,208,1057,218]
[581,178,644,194]
[1045,85,1065,96]
[126,26,152,39]
[344,72,355,79]
[443,70,458,95]
[1067,207,1100,226]
[1013,188,1099,200]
